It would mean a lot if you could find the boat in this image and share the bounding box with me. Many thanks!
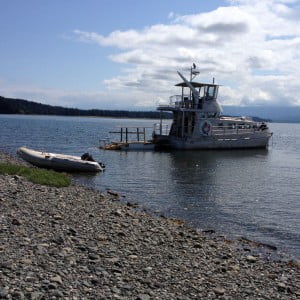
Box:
[17,147,104,172]
[152,65,273,149]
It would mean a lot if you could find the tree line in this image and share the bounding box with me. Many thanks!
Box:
[0,96,171,119]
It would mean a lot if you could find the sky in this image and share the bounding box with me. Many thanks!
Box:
[1,0,300,110]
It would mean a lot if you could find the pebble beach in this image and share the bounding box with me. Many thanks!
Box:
[0,150,299,299]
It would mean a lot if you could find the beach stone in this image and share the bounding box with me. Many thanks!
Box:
[49,289,64,298]
[50,275,63,285]
[277,282,286,291]
[137,294,151,300]
[127,201,139,208]
[30,292,44,300]
[107,257,120,263]
[25,276,36,282]
[213,287,226,295]
[91,278,100,285]
[107,189,118,196]
[0,261,13,270]
[111,286,121,294]
[89,253,100,260]
[11,291,25,299]
[48,283,58,290]
[20,258,32,265]
[143,267,153,272]
[12,218,21,225]
[246,255,257,262]
[0,287,8,298]
[68,227,77,236]
[114,209,123,217]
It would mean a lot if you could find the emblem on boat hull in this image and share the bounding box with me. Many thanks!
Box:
[201,121,211,136]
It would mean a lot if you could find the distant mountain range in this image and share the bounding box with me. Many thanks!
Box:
[222,105,300,123]
[1,95,299,122]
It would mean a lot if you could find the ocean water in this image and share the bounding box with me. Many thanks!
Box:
[1,114,299,258]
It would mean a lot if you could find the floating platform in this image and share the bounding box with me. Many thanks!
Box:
[101,141,155,151]
[100,126,155,151]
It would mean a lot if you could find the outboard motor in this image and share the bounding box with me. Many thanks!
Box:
[81,153,95,162]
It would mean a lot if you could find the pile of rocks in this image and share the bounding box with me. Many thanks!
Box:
[0,150,299,299]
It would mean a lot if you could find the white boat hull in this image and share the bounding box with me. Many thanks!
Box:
[154,132,272,150]
[17,147,103,172]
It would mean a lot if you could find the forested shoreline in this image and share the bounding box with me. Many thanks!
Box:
[0,96,171,119]
[1,96,273,122]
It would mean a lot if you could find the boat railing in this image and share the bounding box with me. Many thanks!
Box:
[170,95,185,108]
[211,124,266,136]
[106,126,154,143]
[158,94,193,109]
[153,123,170,136]
[153,121,267,138]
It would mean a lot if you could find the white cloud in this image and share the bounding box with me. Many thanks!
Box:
[71,0,300,108]
[3,0,300,110]
[0,78,160,110]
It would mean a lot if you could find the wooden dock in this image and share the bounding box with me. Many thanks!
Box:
[100,126,155,150]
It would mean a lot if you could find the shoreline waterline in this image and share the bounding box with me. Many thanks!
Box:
[0,148,295,260]
[1,149,299,299]
[1,116,299,259]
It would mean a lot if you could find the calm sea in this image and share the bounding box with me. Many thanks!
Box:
[1,114,299,258]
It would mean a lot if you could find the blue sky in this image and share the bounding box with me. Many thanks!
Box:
[1,0,300,110]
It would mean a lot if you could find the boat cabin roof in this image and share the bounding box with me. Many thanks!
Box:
[175,82,219,88]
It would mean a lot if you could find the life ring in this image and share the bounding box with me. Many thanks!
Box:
[200,121,211,136]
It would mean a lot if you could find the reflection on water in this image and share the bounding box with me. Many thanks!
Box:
[0,115,299,258]
[167,148,269,213]
[154,149,271,227]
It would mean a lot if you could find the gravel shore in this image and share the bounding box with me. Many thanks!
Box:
[0,150,299,299]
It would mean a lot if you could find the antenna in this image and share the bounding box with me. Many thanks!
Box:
[190,63,200,81]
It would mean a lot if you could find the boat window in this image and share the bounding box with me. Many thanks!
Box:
[208,86,218,97]
[214,86,219,98]
[206,86,214,98]
[199,87,205,98]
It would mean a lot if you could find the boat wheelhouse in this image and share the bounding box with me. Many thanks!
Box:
[152,66,272,150]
